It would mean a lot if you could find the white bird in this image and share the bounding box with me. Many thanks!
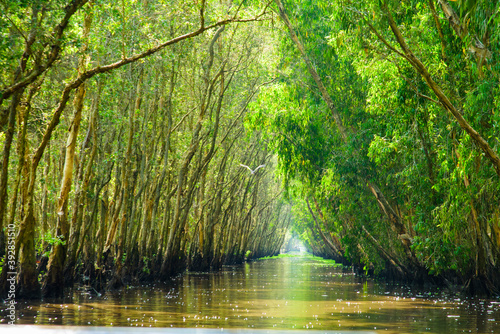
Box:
[240,164,266,174]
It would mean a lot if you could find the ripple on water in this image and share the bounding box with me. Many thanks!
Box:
[2,255,500,334]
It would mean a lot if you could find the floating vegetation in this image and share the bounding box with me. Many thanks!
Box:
[257,252,342,267]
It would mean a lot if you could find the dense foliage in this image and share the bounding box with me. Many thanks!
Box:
[1,0,499,299]
[249,0,500,295]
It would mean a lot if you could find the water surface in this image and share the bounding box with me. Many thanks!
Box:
[2,254,500,333]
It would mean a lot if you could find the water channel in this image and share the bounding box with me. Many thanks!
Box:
[2,253,500,333]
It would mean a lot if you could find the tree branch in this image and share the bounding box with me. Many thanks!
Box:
[0,0,89,104]
[381,2,500,177]
[30,6,272,174]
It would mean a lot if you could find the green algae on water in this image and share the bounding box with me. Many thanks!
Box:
[256,252,342,267]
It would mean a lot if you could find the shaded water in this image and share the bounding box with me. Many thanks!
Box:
[2,254,500,333]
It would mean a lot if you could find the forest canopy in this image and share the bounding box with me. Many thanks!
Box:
[1,0,500,298]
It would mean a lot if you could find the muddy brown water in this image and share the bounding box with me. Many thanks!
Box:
[1,254,499,333]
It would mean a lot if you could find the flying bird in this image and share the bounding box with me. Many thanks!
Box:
[240,164,266,174]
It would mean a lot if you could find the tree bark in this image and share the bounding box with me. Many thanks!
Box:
[0,91,22,255]
[42,83,85,297]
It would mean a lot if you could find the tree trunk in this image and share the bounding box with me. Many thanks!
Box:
[0,90,22,257]
[65,82,101,281]
[42,83,85,297]
[42,8,92,297]
[306,198,343,260]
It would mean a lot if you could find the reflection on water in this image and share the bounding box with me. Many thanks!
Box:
[2,254,500,333]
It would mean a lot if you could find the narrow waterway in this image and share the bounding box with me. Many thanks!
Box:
[2,254,500,333]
